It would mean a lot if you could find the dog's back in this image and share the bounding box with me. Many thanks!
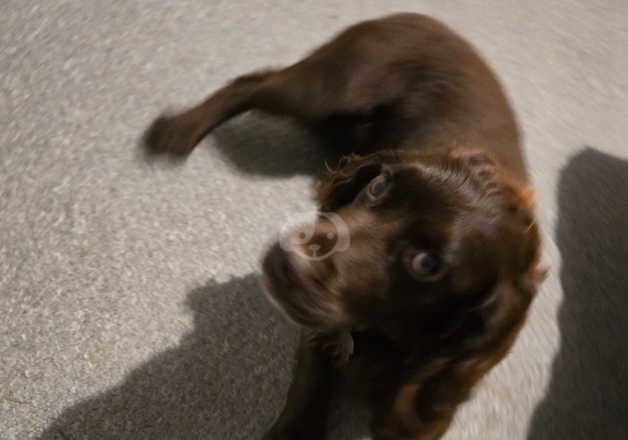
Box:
[145,13,527,182]
[286,13,525,181]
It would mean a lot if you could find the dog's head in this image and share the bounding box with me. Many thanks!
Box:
[262,149,543,343]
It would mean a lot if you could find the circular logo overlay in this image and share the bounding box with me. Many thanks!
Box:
[278,211,350,261]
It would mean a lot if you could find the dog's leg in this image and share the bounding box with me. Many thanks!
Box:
[264,330,333,440]
[143,66,331,157]
[144,58,360,158]
[143,52,396,157]
[143,69,280,156]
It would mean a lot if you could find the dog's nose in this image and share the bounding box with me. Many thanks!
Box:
[308,244,321,256]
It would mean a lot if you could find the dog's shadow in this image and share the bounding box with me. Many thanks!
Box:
[41,274,368,440]
[528,148,628,439]
[40,275,298,440]
[211,112,334,177]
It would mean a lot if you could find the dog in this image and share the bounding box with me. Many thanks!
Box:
[144,13,544,440]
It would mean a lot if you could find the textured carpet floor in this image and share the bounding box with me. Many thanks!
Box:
[1,1,627,439]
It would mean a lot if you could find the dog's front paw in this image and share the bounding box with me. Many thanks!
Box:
[142,114,200,158]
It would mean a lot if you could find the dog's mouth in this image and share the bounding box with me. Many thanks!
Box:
[261,243,334,328]
[263,243,304,292]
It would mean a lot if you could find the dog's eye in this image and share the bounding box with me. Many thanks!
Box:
[404,249,446,281]
[367,171,391,199]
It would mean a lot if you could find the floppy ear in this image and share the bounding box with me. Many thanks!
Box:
[457,211,545,355]
[316,151,402,211]
[469,254,545,354]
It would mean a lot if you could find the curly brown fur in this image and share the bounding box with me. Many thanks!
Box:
[144,13,543,440]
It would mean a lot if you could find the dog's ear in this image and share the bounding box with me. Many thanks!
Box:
[316,154,381,211]
[468,226,544,354]
[316,151,400,211]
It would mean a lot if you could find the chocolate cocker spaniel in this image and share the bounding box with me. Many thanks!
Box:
[144,13,545,440]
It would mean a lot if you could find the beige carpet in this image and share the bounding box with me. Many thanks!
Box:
[1,1,627,439]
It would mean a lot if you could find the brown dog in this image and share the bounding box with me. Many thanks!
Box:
[144,13,543,440]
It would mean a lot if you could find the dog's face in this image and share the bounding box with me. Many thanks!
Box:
[262,150,541,335]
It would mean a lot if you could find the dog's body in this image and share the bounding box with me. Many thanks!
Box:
[145,13,542,440]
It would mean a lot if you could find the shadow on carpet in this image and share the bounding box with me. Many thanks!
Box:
[211,112,332,177]
[528,148,628,439]
[40,275,298,440]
